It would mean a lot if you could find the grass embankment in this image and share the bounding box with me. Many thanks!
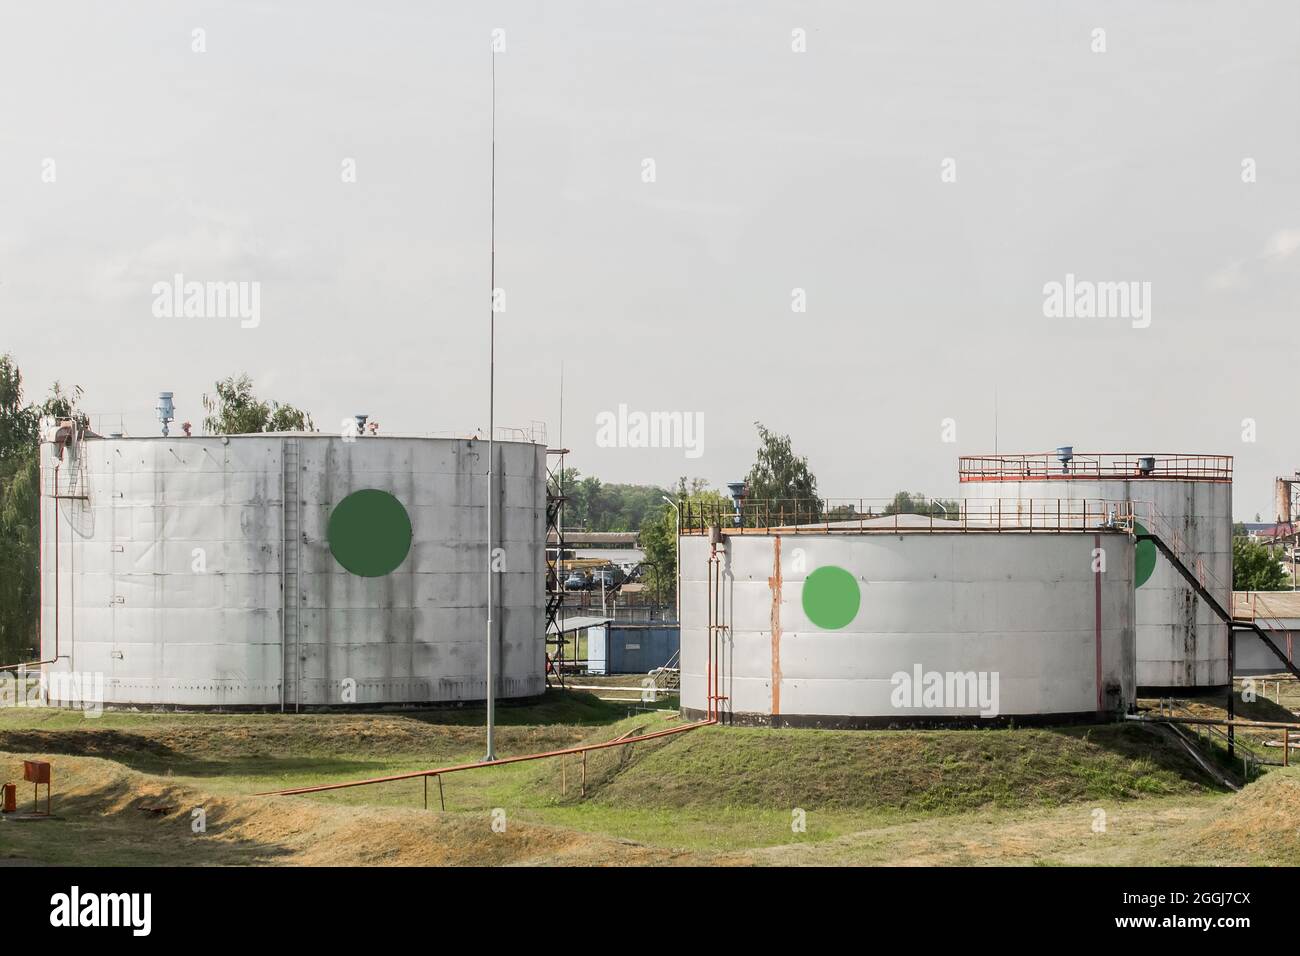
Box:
[0,692,1273,865]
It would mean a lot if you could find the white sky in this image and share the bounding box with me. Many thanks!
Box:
[1,1,1297,519]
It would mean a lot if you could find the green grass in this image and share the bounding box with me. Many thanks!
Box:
[571,723,1215,814]
[0,693,1246,862]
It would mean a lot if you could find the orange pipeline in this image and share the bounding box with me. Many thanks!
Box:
[256,716,716,797]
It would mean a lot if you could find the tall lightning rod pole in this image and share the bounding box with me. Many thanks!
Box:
[484,46,498,762]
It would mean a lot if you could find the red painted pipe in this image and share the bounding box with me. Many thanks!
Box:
[256,716,716,797]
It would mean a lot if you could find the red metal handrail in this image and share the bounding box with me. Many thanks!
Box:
[256,716,714,797]
[681,497,1135,535]
[958,452,1232,482]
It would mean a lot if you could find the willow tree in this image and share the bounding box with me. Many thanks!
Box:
[201,374,314,434]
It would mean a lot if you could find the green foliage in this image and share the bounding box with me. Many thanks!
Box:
[0,356,39,466]
[743,422,821,520]
[201,374,314,434]
[639,510,674,604]
[0,355,86,661]
[882,491,959,517]
[553,467,670,532]
[1234,536,1290,591]
[639,479,727,605]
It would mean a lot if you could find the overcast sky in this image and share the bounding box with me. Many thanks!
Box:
[2,1,1297,519]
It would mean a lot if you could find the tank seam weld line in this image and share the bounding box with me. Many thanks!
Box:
[769,535,781,718]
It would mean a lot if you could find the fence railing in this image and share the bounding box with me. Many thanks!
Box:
[959,453,1232,482]
[681,497,1135,535]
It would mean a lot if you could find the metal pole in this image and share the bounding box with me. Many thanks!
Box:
[663,496,680,623]
[484,44,498,762]
[557,363,566,670]
[1227,627,1235,759]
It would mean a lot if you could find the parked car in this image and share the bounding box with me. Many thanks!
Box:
[590,569,621,589]
[563,571,590,590]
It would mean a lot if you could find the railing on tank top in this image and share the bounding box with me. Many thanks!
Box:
[1232,589,1298,662]
[680,497,1135,535]
[957,453,1233,482]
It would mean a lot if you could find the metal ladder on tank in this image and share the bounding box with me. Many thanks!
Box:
[706,545,729,721]
[282,439,302,712]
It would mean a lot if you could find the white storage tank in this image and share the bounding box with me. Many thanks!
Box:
[959,451,1233,691]
[679,522,1136,727]
[39,431,547,708]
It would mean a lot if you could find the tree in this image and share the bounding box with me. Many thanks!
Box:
[0,357,38,464]
[0,355,37,660]
[743,422,821,523]
[0,355,87,662]
[638,507,675,605]
[201,374,314,434]
[552,467,671,532]
[1233,536,1290,591]
[639,479,728,606]
[882,491,959,517]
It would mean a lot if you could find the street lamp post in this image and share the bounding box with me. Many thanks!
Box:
[662,496,680,624]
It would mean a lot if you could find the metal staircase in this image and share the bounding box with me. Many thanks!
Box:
[1136,527,1300,683]
[649,648,681,692]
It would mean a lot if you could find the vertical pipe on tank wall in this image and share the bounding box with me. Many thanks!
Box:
[707,546,717,721]
[54,466,58,671]
[1094,533,1103,713]
[37,452,45,666]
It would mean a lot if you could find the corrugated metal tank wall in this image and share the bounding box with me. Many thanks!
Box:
[39,434,546,707]
[679,532,1136,726]
[962,478,1231,689]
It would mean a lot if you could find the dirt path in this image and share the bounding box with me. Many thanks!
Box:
[0,752,705,867]
[5,748,1294,867]
[748,799,1222,866]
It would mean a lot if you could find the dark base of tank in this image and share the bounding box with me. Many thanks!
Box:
[46,694,548,715]
[1136,684,1232,699]
[681,707,1128,729]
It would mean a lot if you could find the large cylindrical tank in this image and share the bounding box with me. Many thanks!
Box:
[959,452,1232,690]
[39,433,547,708]
[680,530,1136,726]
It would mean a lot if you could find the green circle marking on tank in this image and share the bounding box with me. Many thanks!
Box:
[328,489,413,576]
[1133,520,1156,588]
[802,565,861,629]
